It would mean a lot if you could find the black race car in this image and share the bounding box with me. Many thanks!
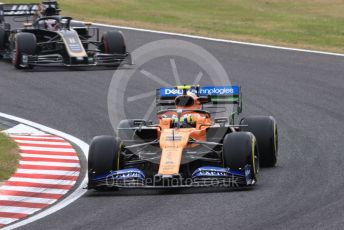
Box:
[0,1,131,69]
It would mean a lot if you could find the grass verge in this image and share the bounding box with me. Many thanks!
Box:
[2,0,344,53]
[0,132,19,182]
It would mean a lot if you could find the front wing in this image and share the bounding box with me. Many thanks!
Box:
[20,52,132,67]
[87,165,256,189]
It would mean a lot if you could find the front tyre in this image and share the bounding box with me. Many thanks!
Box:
[222,132,259,181]
[100,30,126,54]
[88,135,122,190]
[12,33,36,69]
[240,116,278,167]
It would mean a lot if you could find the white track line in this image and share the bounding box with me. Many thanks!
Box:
[16,169,80,176]
[20,153,79,160]
[0,186,68,195]
[8,178,76,186]
[14,140,72,146]
[0,195,56,205]
[19,146,74,152]
[10,135,63,140]
[0,206,40,215]
[19,161,80,168]
[0,218,18,225]
[91,22,344,57]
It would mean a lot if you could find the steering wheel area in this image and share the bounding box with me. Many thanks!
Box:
[33,16,72,31]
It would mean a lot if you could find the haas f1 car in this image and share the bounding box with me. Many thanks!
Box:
[0,1,131,69]
[88,85,278,190]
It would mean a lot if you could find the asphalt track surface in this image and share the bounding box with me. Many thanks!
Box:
[1,24,344,230]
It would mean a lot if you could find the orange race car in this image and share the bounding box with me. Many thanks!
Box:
[87,85,278,190]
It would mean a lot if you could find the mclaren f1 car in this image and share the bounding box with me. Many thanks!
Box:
[87,85,278,190]
[0,1,131,69]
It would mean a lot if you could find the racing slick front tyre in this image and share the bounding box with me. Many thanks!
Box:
[222,132,258,179]
[88,135,122,191]
[240,116,278,167]
[12,33,36,69]
[100,31,126,54]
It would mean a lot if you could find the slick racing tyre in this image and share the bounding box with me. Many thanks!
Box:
[101,30,126,54]
[88,135,122,190]
[12,33,36,69]
[222,132,258,179]
[0,27,5,51]
[240,116,278,167]
[0,28,5,59]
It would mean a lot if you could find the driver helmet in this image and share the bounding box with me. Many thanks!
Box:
[171,114,195,128]
[175,91,201,109]
[45,19,58,31]
[43,6,58,16]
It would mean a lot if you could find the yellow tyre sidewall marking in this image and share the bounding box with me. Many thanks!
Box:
[251,135,257,178]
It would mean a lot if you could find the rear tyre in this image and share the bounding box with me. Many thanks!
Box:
[12,33,36,69]
[0,28,5,59]
[240,116,278,167]
[0,28,5,50]
[100,30,126,54]
[222,132,258,181]
[88,135,122,191]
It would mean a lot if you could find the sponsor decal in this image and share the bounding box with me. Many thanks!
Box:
[165,135,182,141]
[192,166,246,178]
[116,172,142,179]
[160,86,239,97]
[103,169,145,183]
[192,166,230,177]
[198,171,228,177]
[68,43,82,52]
[199,86,239,96]
[65,36,82,52]
[3,4,58,16]
[4,4,37,15]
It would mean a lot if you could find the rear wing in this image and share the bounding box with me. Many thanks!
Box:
[156,85,242,113]
[0,1,59,17]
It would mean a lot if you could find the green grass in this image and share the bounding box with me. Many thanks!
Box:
[2,0,344,52]
[0,132,19,182]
